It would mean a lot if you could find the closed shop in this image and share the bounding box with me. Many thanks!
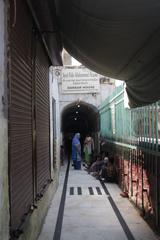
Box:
[9,0,34,232]
[9,0,51,234]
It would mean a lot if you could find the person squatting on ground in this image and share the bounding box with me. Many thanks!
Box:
[87,152,117,182]
[88,154,104,177]
[98,152,109,179]
[99,155,117,182]
[83,134,94,167]
[72,133,81,170]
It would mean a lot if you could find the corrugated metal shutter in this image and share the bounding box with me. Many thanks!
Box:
[9,0,34,231]
[35,39,51,196]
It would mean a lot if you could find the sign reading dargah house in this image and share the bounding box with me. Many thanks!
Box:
[62,68,100,93]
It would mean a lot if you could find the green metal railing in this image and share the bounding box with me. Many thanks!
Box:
[99,85,160,230]
[99,85,160,155]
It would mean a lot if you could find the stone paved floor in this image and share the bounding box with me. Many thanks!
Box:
[38,164,160,240]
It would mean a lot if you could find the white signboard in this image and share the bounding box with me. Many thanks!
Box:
[62,68,100,93]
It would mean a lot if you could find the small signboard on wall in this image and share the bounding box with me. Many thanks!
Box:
[61,68,100,93]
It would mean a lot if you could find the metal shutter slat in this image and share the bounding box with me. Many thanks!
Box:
[35,41,51,195]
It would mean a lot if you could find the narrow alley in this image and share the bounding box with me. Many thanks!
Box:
[1,1,160,240]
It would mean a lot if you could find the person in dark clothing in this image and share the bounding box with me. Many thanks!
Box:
[72,133,81,170]
[60,145,64,166]
[105,156,117,182]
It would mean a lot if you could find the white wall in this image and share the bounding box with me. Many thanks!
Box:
[0,1,9,239]
[53,67,115,133]
[59,87,115,119]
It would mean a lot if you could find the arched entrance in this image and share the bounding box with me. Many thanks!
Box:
[61,101,100,157]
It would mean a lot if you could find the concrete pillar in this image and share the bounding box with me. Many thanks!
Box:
[0,0,9,239]
[49,67,61,179]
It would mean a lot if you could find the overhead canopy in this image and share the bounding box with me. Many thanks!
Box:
[55,0,160,107]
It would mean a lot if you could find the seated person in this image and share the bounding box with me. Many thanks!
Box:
[105,156,117,182]
[88,154,103,176]
[98,153,109,179]
[98,156,117,182]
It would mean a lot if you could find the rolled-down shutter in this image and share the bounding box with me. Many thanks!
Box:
[35,40,51,195]
[9,0,34,231]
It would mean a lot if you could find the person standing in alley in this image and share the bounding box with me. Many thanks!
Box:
[83,134,94,167]
[72,133,81,170]
[60,145,64,166]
